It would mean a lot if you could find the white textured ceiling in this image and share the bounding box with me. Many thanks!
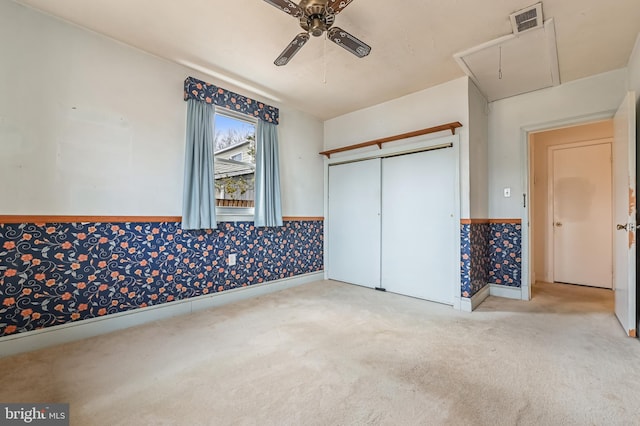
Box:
[13,0,640,120]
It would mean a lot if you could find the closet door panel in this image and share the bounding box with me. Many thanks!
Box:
[381,148,457,304]
[327,159,381,288]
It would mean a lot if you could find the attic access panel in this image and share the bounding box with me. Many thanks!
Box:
[454,19,560,102]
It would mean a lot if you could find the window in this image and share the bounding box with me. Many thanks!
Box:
[213,110,256,209]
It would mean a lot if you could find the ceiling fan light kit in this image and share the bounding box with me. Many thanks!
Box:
[263,0,371,66]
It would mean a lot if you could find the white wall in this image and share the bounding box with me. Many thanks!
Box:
[468,81,489,218]
[0,1,324,217]
[278,108,324,216]
[488,69,628,219]
[324,77,468,149]
[324,77,472,217]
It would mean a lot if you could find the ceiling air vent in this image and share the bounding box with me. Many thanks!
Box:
[510,3,543,34]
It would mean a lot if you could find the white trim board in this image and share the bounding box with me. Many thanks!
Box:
[490,284,522,300]
[0,272,324,358]
[460,285,490,312]
[461,284,521,311]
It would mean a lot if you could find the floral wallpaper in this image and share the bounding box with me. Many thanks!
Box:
[0,217,521,335]
[461,221,521,297]
[488,223,522,287]
[470,223,491,295]
[0,220,323,337]
[460,224,471,297]
[184,76,279,125]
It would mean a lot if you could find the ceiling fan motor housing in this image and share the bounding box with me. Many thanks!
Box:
[298,0,335,36]
[303,14,333,36]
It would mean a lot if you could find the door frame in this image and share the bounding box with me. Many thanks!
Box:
[521,111,616,301]
[545,139,614,286]
[323,133,462,309]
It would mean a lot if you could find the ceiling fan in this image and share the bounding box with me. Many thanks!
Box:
[263,0,371,66]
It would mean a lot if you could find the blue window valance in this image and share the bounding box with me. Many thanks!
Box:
[184,76,279,125]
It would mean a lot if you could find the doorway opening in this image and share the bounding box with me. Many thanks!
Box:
[528,120,615,310]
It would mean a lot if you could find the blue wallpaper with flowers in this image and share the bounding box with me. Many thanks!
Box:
[470,223,491,295]
[460,224,471,297]
[184,76,279,125]
[0,220,322,337]
[461,221,521,298]
[488,223,522,287]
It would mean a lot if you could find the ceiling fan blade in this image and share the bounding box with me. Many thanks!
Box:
[263,0,303,18]
[274,33,310,66]
[327,27,371,58]
[327,0,355,15]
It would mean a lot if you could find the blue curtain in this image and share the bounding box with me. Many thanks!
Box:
[182,99,217,230]
[254,120,283,227]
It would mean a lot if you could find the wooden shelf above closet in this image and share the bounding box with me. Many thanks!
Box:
[319,121,462,158]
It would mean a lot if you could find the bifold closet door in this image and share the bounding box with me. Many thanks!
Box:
[381,148,457,304]
[327,158,381,288]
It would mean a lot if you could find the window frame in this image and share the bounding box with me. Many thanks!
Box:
[213,107,258,220]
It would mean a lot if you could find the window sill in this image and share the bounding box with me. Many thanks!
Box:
[216,207,254,223]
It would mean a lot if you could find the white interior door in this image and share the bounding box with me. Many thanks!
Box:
[381,148,457,305]
[551,142,612,288]
[327,159,381,288]
[613,91,637,337]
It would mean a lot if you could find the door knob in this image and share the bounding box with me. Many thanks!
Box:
[617,224,628,230]
[554,222,562,227]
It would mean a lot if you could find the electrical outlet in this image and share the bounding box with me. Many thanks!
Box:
[228,253,236,266]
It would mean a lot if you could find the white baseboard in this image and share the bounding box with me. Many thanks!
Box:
[452,295,461,311]
[489,283,522,300]
[0,272,324,358]
[521,284,530,301]
[460,285,490,312]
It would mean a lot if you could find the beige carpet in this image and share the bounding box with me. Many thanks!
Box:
[0,280,638,425]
